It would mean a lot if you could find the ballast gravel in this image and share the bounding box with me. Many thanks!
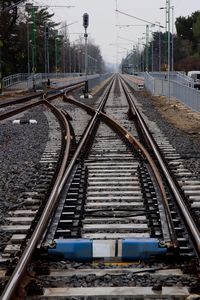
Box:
[133,90,200,179]
[0,107,49,250]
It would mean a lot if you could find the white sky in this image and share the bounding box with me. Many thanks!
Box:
[30,0,200,64]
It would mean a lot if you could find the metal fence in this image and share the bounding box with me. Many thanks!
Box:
[2,72,112,92]
[27,73,43,90]
[41,73,82,79]
[88,73,111,89]
[2,73,29,89]
[144,72,200,113]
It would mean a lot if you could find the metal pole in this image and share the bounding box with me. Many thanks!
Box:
[151,33,154,72]
[165,1,168,68]
[171,6,174,72]
[47,27,50,85]
[55,37,58,78]
[44,25,47,76]
[84,27,88,96]
[27,22,30,76]
[0,39,2,95]
[0,2,2,94]
[74,46,76,73]
[158,23,161,72]
[167,0,171,101]
[64,24,67,73]
[146,25,149,72]
[31,6,36,91]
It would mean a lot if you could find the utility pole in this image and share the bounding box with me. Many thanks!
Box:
[167,0,171,101]
[55,35,60,77]
[159,23,161,72]
[151,34,154,72]
[44,24,50,86]
[145,25,149,72]
[31,5,36,91]
[83,13,89,98]
[0,39,2,95]
[171,6,174,72]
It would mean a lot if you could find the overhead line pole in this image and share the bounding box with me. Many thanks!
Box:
[167,0,171,102]
[146,25,149,72]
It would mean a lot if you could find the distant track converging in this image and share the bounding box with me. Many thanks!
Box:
[0,75,200,299]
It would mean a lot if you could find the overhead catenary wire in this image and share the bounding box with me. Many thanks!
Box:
[116,9,164,28]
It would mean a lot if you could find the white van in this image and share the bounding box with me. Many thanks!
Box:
[188,71,200,89]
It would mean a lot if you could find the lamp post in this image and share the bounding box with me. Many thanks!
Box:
[83,13,89,98]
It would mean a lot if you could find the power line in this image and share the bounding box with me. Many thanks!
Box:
[117,36,137,44]
[116,9,164,28]
[4,0,25,11]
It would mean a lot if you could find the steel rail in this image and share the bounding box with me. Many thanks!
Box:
[0,80,85,108]
[63,94,173,248]
[120,75,200,254]
[0,100,44,121]
[1,101,72,300]
[1,77,114,300]
[119,76,178,248]
[0,82,85,121]
[55,76,116,198]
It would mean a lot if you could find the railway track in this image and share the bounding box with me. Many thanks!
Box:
[0,75,199,299]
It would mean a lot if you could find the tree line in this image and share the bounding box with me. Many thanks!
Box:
[0,0,106,77]
[122,10,200,73]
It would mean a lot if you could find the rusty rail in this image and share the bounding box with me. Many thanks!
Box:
[120,75,200,254]
[1,101,72,300]
[63,93,175,248]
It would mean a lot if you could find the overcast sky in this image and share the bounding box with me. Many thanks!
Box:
[31,0,200,64]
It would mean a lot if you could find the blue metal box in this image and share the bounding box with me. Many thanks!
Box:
[48,239,92,261]
[122,238,167,260]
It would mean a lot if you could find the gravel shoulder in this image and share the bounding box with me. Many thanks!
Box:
[134,91,200,178]
[0,108,48,228]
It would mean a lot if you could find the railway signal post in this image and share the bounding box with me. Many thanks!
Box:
[83,13,89,98]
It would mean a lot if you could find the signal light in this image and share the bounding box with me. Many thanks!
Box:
[83,13,89,29]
